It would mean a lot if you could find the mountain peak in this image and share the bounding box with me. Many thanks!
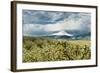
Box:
[51,31,73,36]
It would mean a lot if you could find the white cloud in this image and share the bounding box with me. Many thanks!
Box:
[44,13,85,31]
[23,24,44,36]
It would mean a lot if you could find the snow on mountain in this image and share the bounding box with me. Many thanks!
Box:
[51,31,73,36]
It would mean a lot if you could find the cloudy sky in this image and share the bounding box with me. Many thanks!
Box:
[22,10,91,36]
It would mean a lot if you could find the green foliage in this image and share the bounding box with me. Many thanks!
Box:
[23,37,91,62]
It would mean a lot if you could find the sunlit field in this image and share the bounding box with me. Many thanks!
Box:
[23,37,91,62]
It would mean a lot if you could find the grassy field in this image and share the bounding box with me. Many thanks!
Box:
[23,37,91,62]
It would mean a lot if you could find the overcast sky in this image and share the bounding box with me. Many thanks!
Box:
[22,10,91,36]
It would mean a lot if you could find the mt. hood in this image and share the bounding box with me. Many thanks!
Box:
[51,31,73,36]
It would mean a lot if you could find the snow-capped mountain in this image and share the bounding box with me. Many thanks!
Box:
[44,31,74,39]
[51,31,73,36]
